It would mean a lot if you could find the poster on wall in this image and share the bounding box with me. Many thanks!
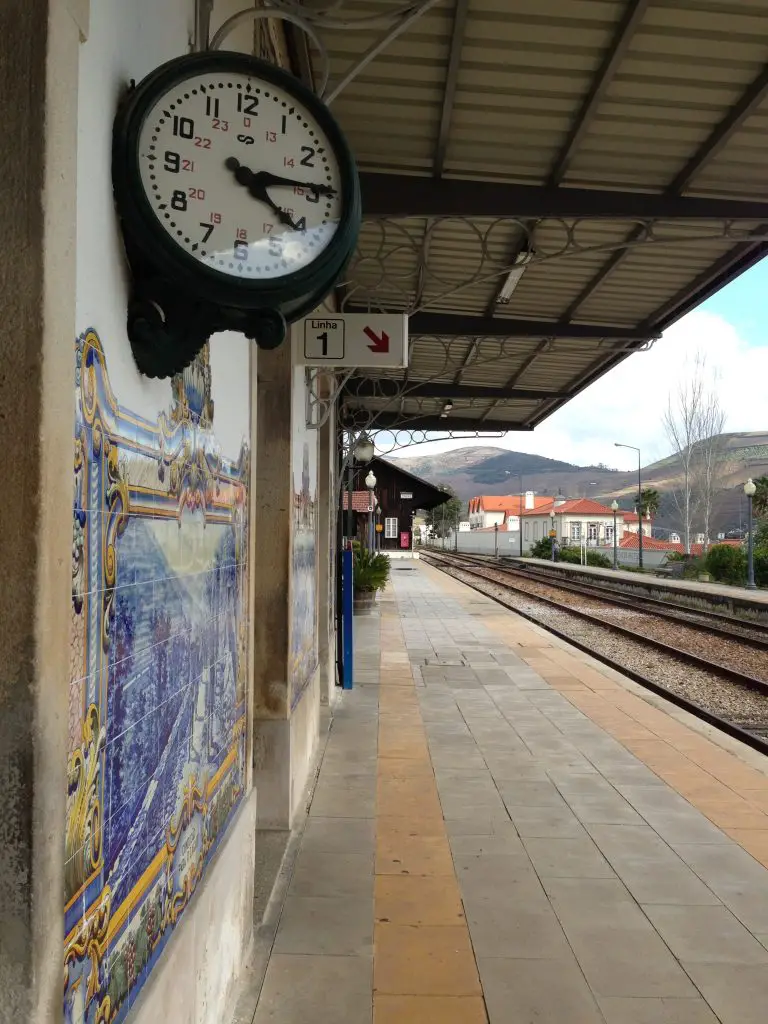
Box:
[64,332,250,1024]
[290,367,319,707]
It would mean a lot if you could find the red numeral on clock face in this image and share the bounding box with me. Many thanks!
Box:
[236,228,248,241]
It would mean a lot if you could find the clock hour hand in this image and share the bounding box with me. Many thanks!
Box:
[250,184,298,230]
[249,170,336,197]
[225,157,298,230]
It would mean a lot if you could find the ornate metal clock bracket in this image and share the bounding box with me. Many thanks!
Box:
[123,243,286,379]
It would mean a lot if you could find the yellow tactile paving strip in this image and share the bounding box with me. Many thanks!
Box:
[373,603,487,1024]
[425,563,768,871]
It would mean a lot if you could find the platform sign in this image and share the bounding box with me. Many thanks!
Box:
[297,313,408,368]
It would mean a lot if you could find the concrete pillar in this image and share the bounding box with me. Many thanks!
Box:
[251,342,294,827]
[0,0,81,1018]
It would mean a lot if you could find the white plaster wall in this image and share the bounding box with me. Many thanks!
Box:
[289,668,321,820]
[130,792,257,1024]
[75,0,250,456]
[74,3,255,1022]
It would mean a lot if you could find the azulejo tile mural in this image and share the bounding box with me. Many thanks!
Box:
[65,331,250,1024]
[289,362,319,707]
[291,437,317,707]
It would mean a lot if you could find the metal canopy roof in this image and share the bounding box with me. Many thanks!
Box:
[300,0,768,435]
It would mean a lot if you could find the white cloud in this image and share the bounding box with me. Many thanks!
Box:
[387,311,768,470]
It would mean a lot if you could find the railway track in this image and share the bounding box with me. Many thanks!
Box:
[513,560,768,646]
[422,550,768,756]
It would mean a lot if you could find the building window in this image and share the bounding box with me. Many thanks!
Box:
[384,517,398,539]
[587,522,598,541]
[534,522,540,540]
[606,525,614,543]
[570,522,581,541]
[524,522,529,540]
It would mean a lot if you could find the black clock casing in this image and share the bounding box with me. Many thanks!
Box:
[112,50,361,378]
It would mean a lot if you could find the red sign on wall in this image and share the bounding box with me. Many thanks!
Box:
[400,531,410,549]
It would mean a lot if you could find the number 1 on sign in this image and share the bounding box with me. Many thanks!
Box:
[316,331,328,356]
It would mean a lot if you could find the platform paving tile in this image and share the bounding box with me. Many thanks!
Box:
[246,567,768,1023]
[253,954,373,1024]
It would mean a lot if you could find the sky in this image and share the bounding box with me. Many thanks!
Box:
[386,260,768,472]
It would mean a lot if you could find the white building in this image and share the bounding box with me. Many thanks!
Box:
[521,498,627,552]
[622,511,653,537]
[468,491,554,530]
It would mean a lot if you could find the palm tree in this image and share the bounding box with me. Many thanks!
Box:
[752,476,768,520]
[637,488,660,518]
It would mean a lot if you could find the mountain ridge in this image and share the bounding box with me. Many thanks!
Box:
[390,432,768,532]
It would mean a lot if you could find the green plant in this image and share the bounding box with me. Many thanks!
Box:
[705,544,746,584]
[353,545,391,593]
[585,551,613,568]
[754,547,768,587]
[753,476,768,519]
[530,537,554,558]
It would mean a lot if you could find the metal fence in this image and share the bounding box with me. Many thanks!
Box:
[425,533,671,570]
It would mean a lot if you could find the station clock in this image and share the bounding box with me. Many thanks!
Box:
[112,51,360,377]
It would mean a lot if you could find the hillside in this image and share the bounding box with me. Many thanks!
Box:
[395,447,624,502]
[393,432,768,533]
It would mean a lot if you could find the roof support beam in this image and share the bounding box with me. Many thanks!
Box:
[403,311,654,340]
[344,378,564,401]
[669,65,768,194]
[433,0,470,177]
[479,340,550,422]
[563,59,768,319]
[358,173,768,220]
[644,227,768,333]
[547,0,650,187]
[343,412,533,433]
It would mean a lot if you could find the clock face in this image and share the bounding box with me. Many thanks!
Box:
[136,69,344,281]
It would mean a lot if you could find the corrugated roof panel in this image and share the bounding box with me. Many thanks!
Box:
[328,0,768,431]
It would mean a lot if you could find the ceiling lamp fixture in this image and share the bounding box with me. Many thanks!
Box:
[496,248,534,305]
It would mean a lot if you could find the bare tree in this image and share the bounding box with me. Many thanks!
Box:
[663,353,727,554]
[694,373,728,553]
[663,356,704,553]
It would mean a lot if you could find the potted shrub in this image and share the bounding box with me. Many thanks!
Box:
[352,543,390,614]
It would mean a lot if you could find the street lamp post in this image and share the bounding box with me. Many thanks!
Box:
[365,470,377,550]
[347,433,374,543]
[611,500,619,570]
[375,505,381,550]
[745,478,757,589]
[615,442,643,570]
[550,513,556,560]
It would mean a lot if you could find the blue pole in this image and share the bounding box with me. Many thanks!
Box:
[342,546,354,688]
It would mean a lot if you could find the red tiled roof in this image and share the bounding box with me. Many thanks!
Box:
[622,511,653,523]
[619,535,743,554]
[471,495,554,514]
[619,534,679,551]
[522,498,620,517]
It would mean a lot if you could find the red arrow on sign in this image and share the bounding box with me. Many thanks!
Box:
[364,326,389,354]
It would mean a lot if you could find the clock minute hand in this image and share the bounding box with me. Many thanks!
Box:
[250,170,336,196]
